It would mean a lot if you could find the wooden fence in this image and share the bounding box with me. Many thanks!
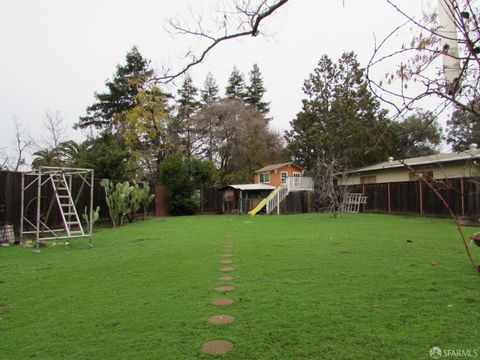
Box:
[347,177,480,218]
[201,186,313,214]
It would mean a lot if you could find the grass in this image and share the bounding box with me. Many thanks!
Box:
[0,213,479,359]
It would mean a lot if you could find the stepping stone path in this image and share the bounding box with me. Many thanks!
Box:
[215,285,234,292]
[212,298,234,306]
[208,314,235,324]
[202,340,234,354]
[201,229,236,355]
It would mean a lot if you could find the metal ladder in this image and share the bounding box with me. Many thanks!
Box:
[51,173,85,237]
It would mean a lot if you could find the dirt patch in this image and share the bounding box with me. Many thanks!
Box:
[208,314,234,324]
[215,285,234,292]
[212,298,234,306]
[220,267,234,272]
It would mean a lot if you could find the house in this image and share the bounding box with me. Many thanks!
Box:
[218,162,314,215]
[342,145,480,218]
[254,162,305,187]
[344,145,480,185]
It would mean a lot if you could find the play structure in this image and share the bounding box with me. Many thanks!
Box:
[248,176,314,215]
[20,166,94,251]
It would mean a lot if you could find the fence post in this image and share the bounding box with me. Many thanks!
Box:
[387,182,391,214]
[419,180,424,216]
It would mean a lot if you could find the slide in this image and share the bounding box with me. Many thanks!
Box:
[248,187,280,216]
[248,198,267,216]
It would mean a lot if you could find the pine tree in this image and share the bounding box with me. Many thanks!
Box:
[246,64,270,114]
[200,72,219,106]
[175,74,201,157]
[225,66,247,100]
[285,52,396,170]
[76,46,153,130]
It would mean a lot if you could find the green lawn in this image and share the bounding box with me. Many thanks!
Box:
[1,214,479,359]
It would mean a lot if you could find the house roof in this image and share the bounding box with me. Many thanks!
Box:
[218,184,276,191]
[348,149,480,174]
[254,162,303,173]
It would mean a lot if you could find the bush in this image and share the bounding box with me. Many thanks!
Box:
[159,156,217,215]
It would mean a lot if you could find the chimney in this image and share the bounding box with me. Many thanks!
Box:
[469,143,478,151]
[388,156,394,163]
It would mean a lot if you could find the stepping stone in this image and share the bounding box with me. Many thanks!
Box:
[212,298,234,306]
[208,314,234,324]
[219,275,233,281]
[221,267,234,272]
[215,285,234,292]
[222,254,233,258]
[221,260,233,264]
[201,339,234,354]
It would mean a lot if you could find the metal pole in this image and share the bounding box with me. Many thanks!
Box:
[20,173,25,243]
[88,170,94,248]
[35,170,41,252]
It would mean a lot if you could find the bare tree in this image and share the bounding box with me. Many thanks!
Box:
[312,155,349,218]
[157,0,289,83]
[367,0,480,119]
[12,120,32,171]
[40,110,69,150]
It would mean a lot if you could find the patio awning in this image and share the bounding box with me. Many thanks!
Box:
[217,184,276,191]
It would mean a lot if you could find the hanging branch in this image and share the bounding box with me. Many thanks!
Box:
[155,0,289,84]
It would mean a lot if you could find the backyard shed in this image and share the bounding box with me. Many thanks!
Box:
[218,184,275,213]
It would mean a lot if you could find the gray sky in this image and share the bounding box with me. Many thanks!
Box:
[0,0,433,166]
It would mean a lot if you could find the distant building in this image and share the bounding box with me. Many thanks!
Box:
[344,145,480,185]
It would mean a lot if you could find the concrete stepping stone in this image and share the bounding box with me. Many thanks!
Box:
[218,275,233,281]
[212,298,234,306]
[221,267,234,272]
[215,285,234,292]
[222,254,233,258]
[221,259,233,264]
[208,314,234,324]
[201,339,233,354]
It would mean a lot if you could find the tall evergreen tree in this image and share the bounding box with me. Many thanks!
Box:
[446,107,480,151]
[225,66,247,100]
[285,52,396,170]
[200,72,219,106]
[246,64,270,115]
[75,46,153,130]
[175,74,201,157]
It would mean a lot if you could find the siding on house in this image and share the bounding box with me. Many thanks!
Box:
[253,163,304,186]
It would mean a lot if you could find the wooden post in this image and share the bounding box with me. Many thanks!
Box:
[239,190,242,213]
[387,182,391,214]
[419,180,424,216]
[460,178,465,217]
[362,184,366,213]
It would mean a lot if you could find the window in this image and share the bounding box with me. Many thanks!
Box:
[259,172,270,183]
[281,172,288,184]
[360,176,376,184]
[293,172,301,187]
[409,171,433,181]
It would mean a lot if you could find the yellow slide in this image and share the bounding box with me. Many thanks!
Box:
[248,187,279,216]
[248,198,267,216]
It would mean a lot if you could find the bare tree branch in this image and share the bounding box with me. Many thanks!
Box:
[155,0,289,84]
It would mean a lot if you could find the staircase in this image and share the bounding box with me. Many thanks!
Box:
[265,186,289,214]
[51,173,85,237]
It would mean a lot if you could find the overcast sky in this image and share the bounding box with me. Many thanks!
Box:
[0,0,436,165]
